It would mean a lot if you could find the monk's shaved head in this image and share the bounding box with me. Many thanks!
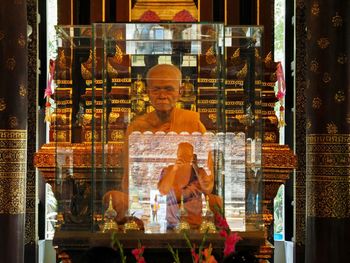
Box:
[146,64,182,86]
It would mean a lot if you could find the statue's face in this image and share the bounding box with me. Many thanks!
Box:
[147,67,181,112]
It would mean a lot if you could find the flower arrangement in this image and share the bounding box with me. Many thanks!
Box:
[111,211,242,263]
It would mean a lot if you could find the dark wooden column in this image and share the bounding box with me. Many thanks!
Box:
[295,1,307,262]
[0,1,28,263]
[305,1,350,262]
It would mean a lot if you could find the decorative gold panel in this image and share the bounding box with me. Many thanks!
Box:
[0,129,27,214]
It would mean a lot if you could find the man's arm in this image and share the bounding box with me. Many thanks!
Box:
[157,165,178,195]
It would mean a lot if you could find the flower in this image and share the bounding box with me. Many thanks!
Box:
[223,232,242,257]
[132,243,146,263]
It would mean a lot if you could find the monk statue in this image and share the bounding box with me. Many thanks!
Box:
[126,64,206,134]
[158,142,213,228]
[109,64,218,225]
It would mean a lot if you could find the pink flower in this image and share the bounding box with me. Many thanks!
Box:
[191,248,199,263]
[223,233,242,256]
[215,214,229,230]
[203,248,218,263]
[219,229,228,238]
[132,246,146,263]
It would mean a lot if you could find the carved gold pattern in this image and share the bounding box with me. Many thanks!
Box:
[0,31,4,40]
[306,134,350,218]
[326,122,338,134]
[236,63,248,79]
[205,46,217,65]
[111,130,124,141]
[311,2,320,16]
[310,59,319,72]
[6,57,16,71]
[346,113,350,125]
[109,112,120,124]
[0,130,27,214]
[306,119,312,130]
[332,12,343,27]
[312,97,322,109]
[337,53,348,64]
[322,72,331,83]
[334,90,345,103]
[18,33,26,48]
[0,98,6,111]
[317,37,330,49]
[230,48,240,64]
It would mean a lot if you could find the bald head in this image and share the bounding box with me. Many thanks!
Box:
[146,64,182,86]
[146,64,182,113]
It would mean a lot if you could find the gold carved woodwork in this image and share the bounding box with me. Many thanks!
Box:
[131,0,198,21]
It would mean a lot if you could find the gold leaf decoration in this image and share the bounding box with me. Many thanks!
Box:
[311,2,320,16]
[326,122,338,134]
[334,90,345,103]
[19,84,26,97]
[205,46,217,65]
[346,113,350,124]
[317,38,330,49]
[18,33,26,48]
[310,59,319,73]
[0,98,6,111]
[337,53,348,64]
[322,72,331,83]
[6,58,16,71]
[306,119,312,130]
[332,12,343,27]
[312,97,322,109]
[9,116,18,128]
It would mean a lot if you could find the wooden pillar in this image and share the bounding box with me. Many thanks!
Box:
[0,1,28,263]
[305,1,350,262]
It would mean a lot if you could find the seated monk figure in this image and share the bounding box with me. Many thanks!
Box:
[111,64,220,223]
[122,64,206,191]
[158,142,213,228]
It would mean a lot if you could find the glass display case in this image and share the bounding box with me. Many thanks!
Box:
[51,23,263,237]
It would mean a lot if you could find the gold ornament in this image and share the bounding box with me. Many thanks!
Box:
[312,97,322,109]
[311,2,320,16]
[317,38,330,49]
[205,46,217,65]
[0,98,6,111]
[176,195,190,233]
[334,90,345,103]
[326,122,338,134]
[6,58,16,71]
[310,59,319,73]
[332,12,343,27]
[103,195,118,232]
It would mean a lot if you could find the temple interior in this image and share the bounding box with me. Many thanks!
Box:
[0,1,349,263]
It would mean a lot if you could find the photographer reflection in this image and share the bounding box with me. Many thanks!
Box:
[158,142,213,229]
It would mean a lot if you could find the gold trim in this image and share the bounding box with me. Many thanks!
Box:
[102,0,105,22]
[257,0,260,25]
[306,134,350,218]
[0,130,27,214]
[70,0,73,25]
[224,0,227,25]
[198,0,200,21]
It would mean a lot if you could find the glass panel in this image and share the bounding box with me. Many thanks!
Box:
[52,23,263,235]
